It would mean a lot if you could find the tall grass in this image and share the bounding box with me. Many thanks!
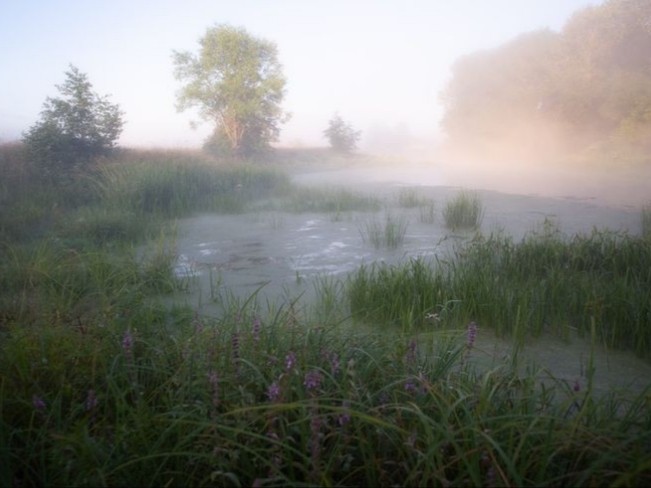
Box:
[274,186,382,214]
[94,159,291,217]
[347,224,651,358]
[642,203,651,238]
[359,213,409,250]
[3,306,650,487]
[443,190,484,230]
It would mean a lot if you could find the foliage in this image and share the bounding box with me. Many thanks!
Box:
[22,65,124,177]
[440,0,651,162]
[323,113,361,153]
[173,24,288,158]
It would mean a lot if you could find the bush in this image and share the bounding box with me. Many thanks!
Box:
[323,113,361,153]
[22,65,124,178]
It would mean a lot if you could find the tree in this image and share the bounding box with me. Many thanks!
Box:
[23,65,124,176]
[172,24,288,157]
[324,113,361,153]
[439,0,651,162]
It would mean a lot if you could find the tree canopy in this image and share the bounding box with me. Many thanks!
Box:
[440,0,651,163]
[173,24,288,158]
[23,65,124,176]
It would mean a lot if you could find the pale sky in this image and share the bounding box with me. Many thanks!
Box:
[1,0,598,149]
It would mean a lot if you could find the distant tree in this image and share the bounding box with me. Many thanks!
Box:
[173,24,288,158]
[324,113,361,153]
[23,65,124,177]
[440,0,651,162]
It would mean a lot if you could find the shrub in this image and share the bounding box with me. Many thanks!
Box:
[323,113,361,153]
[22,65,124,178]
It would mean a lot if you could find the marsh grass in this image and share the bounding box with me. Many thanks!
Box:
[277,186,382,214]
[359,212,409,250]
[3,304,650,487]
[94,159,291,217]
[397,187,427,208]
[443,190,484,230]
[347,224,651,357]
[642,203,651,238]
[418,201,437,224]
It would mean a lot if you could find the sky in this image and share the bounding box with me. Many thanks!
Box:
[1,0,599,150]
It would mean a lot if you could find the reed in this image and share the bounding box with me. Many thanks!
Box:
[443,190,484,230]
[359,212,409,250]
[346,225,651,357]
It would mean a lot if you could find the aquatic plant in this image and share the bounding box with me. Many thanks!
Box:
[359,212,409,250]
[443,190,484,230]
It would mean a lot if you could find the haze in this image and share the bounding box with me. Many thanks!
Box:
[1,0,597,149]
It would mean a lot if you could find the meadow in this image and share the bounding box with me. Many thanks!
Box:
[1,144,651,487]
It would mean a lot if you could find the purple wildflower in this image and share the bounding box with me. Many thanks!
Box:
[338,400,351,426]
[573,379,581,392]
[404,380,418,393]
[84,389,98,412]
[329,352,340,376]
[304,370,323,391]
[208,370,220,407]
[193,312,204,334]
[267,381,281,402]
[32,394,46,412]
[466,321,478,349]
[285,351,297,372]
[122,329,133,356]
[406,339,417,364]
[231,331,240,361]
[252,316,261,343]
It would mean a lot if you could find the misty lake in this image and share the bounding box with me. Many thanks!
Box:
[169,162,651,397]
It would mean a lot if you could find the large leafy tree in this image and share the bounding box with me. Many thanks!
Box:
[173,24,288,157]
[23,65,124,176]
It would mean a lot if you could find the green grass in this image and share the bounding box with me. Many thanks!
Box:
[2,144,651,486]
[642,203,651,238]
[273,186,382,214]
[359,212,409,250]
[3,307,650,487]
[443,190,484,230]
[347,224,651,358]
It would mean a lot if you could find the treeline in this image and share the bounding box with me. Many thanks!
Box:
[440,0,651,164]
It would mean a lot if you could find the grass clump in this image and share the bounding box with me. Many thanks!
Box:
[443,190,484,230]
[397,187,427,208]
[359,213,409,250]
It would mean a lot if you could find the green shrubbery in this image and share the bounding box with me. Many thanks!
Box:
[22,66,124,180]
